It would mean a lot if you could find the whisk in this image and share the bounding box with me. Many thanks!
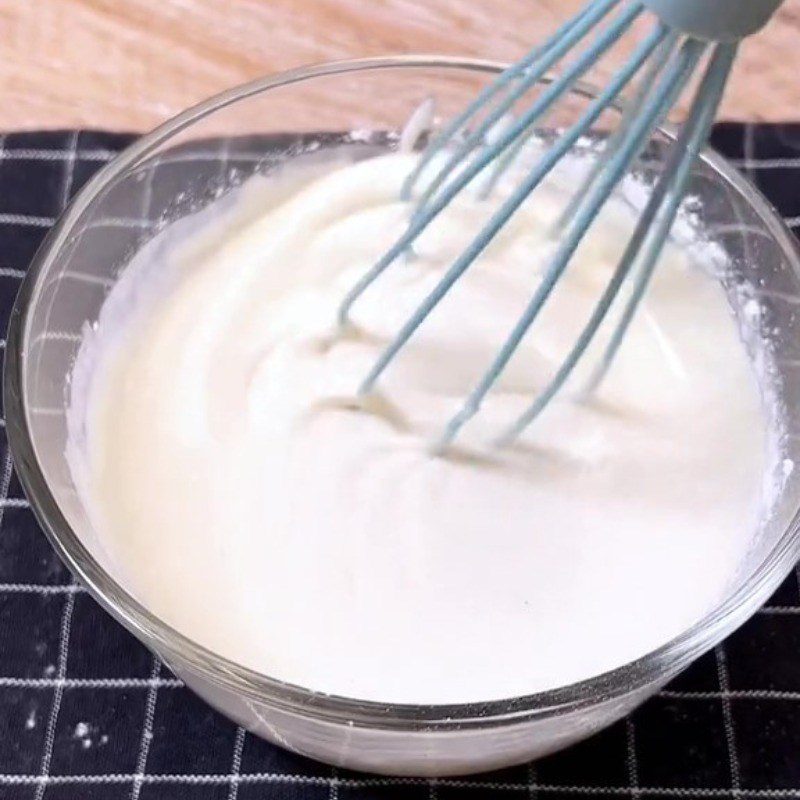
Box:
[337,0,784,450]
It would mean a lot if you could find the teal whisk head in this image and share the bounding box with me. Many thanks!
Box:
[338,0,783,451]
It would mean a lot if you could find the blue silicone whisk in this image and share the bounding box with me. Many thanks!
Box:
[338,0,784,450]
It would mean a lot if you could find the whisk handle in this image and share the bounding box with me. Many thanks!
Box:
[643,0,783,41]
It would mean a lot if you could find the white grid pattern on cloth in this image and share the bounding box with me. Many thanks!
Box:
[0,147,269,166]
[329,766,339,800]
[715,645,742,794]
[8,773,800,797]
[31,131,81,800]
[0,677,182,689]
[0,214,57,228]
[0,214,157,233]
[227,725,246,800]
[0,127,799,800]
[729,157,800,170]
[625,718,640,800]
[744,122,757,187]
[0,449,17,532]
[32,590,75,800]
[0,583,85,594]
[527,761,538,800]
[0,148,118,163]
[2,673,800,701]
[130,656,162,800]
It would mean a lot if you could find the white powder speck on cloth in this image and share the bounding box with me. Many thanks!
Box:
[73,722,90,738]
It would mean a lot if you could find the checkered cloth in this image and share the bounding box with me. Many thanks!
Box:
[0,126,799,800]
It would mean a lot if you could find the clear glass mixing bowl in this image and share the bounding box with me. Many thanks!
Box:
[5,57,800,777]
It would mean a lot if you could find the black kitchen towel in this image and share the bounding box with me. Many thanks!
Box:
[0,126,799,800]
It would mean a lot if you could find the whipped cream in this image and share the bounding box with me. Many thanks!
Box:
[69,148,767,703]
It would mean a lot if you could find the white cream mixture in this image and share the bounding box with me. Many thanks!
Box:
[70,149,767,703]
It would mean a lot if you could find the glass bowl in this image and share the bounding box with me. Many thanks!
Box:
[5,56,800,777]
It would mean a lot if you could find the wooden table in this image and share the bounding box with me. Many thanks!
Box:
[1,0,799,131]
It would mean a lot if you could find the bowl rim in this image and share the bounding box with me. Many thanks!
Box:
[6,54,800,730]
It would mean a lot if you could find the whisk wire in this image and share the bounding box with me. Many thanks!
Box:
[482,30,678,206]
[355,24,670,397]
[436,37,705,449]
[581,42,739,397]
[547,33,686,250]
[399,0,624,202]
[337,0,761,447]
[337,20,666,330]
[552,33,676,230]
[499,43,737,443]
[409,1,644,219]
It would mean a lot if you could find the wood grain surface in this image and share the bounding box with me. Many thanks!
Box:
[1,0,799,132]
